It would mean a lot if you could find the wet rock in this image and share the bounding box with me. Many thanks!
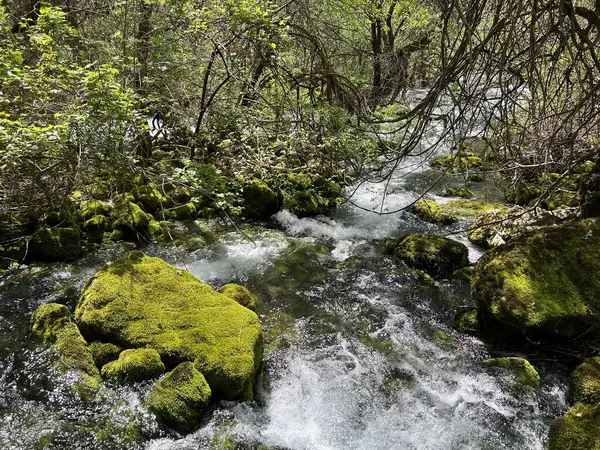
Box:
[242,178,280,219]
[101,348,165,382]
[410,199,458,225]
[571,357,600,404]
[548,403,600,450]
[454,308,479,334]
[483,357,540,393]
[218,284,257,312]
[30,228,81,262]
[76,252,263,400]
[146,362,211,432]
[30,303,100,398]
[386,233,469,278]
[472,219,600,342]
[280,173,342,217]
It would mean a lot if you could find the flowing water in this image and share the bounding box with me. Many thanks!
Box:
[0,138,569,449]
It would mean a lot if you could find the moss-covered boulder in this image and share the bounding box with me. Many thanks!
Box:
[285,191,331,217]
[169,202,197,220]
[31,303,100,396]
[472,219,600,342]
[82,215,108,232]
[571,357,600,404]
[442,186,475,199]
[386,233,469,278]
[30,228,81,262]
[111,200,150,238]
[410,200,458,225]
[80,200,113,221]
[101,348,165,382]
[146,361,211,432]
[454,308,479,334]
[242,179,280,219]
[132,184,168,211]
[75,252,263,400]
[431,153,483,172]
[483,357,540,393]
[548,403,600,450]
[442,200,508,221]
[218,284,257,312]
[89,341,122,368]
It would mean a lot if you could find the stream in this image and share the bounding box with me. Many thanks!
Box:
[0,126,569,449]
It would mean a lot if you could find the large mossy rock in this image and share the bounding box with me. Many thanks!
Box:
[101,348,165,382]
[386,233,469,278]
[31,303,100,397]
[483,357,540,393]
[410,199,457,225]
[111,199,151,237]
[472,219,600,342]
[281,173,342,217]
[146,361,211,433]
[242,178,280,219]
[30,228,81,262]
[75,252,263,400]
[80,200,113,221]
[132,184,168,212]
[441,200,508,221]
[571,357,600,404]
[548,403,600,450]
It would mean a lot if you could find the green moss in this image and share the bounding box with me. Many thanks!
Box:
[442,200,508,220]
[80,200,113,221]
[132,184,168,211]
[442,186,475,199]
[468,210,515,248]
[548,404,600,450]
[454,308,479,334]
[218,284,257,312]
[146,361,211,432]
[242,178,280,219]
[472,219,600,340]
[571,357,600,404]
[432,328,457,346]
[173,187,191,204]
[89,341,123,368]
[83,215,108,232]
[30,228,81,262]
[454,266,474,282]
[431,153,483,172]
[169,202,197,220]
[31,303,100,397]
[483,357,540,392]
[410,200,458,225]
[76,252,263,400]
[101,348,165,382]
[111,200,150,237]
[387,233,469,278]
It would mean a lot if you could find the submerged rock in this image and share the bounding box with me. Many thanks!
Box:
[410,199,457,225]
[76,252,263,401]
[30,303,100,397]
[472,219,600,342]
[101,348,165,382]
[548,403,600,450]
[386,233,469,278]
[571,357,600,404]
[483,357,540,393]
[146,362,211,433]
[218,284,257,312]
[30,228,81,262]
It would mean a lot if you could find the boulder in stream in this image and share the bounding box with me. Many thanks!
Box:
[571,357,600,404]
[30,228,81,262]
[548,403,600,450]
[30,303,100,398]
[76,252,263,401]
[385,233,469,278]
[483,357,540,393]
[101,348,165,382]
[146,361,211,433]
[410,199,457,225]
[472,218,600,342]
[218,283,257,312]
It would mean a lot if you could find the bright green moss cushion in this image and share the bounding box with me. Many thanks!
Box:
[75,252,263,401]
